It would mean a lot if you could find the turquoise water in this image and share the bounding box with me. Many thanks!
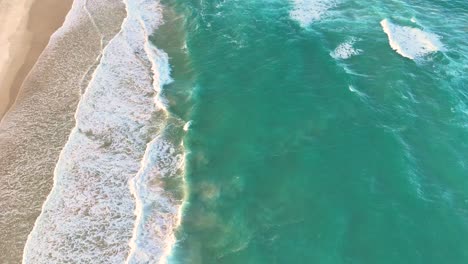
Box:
[156,0,468,263]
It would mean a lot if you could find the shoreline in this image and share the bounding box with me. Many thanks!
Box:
[0,0,72,120]
[22,0,185,262]
[0,0,127,262]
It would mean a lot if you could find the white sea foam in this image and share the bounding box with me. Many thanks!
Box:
[126,138,184,264]
[0,0,126,261]
[183,120,192,131]
[290,0,337,27]
[23,0,184,263]
[331,38,362,59]
[380,19,445,60]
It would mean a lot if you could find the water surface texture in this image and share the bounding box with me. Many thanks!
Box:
[167,0,468,263]
[22,0,468,263]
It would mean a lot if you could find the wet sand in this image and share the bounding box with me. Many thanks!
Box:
[0,0,72,120]
[0,0,127,262]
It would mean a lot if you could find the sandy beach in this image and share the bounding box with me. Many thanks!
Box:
[0,0,72,119]
[0,0,126,262]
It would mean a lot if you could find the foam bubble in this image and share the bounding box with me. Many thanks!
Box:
[290,0,337,27]
[331,38,362,59]
[380,19,445,60]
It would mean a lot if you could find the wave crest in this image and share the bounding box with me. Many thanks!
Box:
[381,19,445,60]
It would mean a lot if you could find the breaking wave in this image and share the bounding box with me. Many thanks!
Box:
[381,19,445,60]
[23,0,185,263]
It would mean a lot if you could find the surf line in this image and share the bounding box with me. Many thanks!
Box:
[125,1,188,263]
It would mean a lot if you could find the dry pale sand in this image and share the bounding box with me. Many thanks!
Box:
[0,0,127,262]
[0,0,72,120]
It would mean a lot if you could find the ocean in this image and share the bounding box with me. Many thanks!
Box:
[22,0,468,263]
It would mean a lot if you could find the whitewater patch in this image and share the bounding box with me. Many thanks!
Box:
[23,0,184,263]
[183,120,192,131]
[331,38,362,59]
[126,138,184,264]
[380,19,445,60]
[290,0,337,27]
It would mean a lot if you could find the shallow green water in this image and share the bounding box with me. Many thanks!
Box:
[157,0,468,263]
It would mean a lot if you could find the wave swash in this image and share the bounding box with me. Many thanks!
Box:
[23,0,185,263]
